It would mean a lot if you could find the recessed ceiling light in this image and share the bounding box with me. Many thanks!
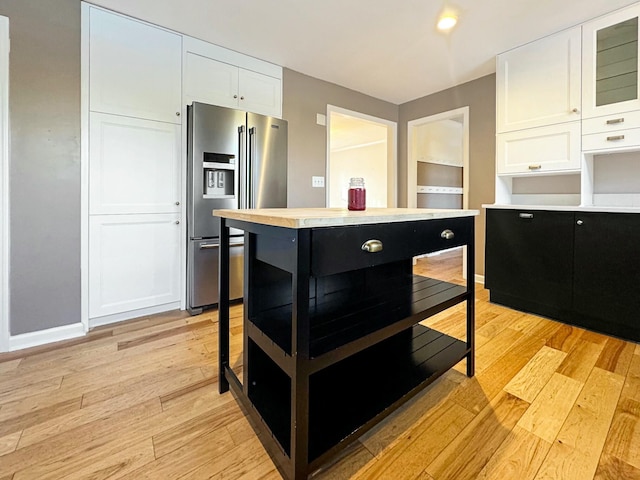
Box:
[437,15,458,31]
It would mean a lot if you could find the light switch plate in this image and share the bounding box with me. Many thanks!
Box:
[316,114,326,126]
[312,176,325,188]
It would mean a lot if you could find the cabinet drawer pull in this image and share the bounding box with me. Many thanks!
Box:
[519,213,534,219]
[361,239,383,253]
[528,165,542,170]
[607,135,625,141]
[606,118,624,125]
[440,229,455,240]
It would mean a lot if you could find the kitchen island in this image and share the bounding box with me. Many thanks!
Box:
[215,207,478,480]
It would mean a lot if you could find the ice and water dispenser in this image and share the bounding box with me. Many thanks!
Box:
[202,153,235,199]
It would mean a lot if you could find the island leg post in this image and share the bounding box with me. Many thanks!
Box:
[218,217,230,393]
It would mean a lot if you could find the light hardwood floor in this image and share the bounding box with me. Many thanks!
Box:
[0,249,639,479]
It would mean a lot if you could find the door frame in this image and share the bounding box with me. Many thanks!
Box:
[326,105,398,207]
[407,106,469,209]
[1,16,9,351]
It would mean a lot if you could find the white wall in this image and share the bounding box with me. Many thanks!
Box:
[329,142,388,208]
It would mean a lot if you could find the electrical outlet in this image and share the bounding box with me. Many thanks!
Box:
[312,176,325,188]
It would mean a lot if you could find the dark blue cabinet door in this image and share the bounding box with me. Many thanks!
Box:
[485,209,575,316]
[573,212,640,341]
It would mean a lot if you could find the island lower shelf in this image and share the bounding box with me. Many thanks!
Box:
[245,322,469,466]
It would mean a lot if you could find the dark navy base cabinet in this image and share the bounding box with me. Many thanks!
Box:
[486,208,640,342]
[217,214,476,480]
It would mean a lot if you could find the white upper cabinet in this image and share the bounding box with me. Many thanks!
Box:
[89,7,182,123]
[89,112,181,214]
[583,4,640,119]
[183,36,282,117]
[497,27,582,133]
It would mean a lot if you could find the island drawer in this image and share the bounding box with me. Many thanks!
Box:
[311,217,472,276]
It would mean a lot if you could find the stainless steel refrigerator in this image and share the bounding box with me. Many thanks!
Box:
[187,102,287,314]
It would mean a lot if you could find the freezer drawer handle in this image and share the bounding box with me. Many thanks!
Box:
[199,242,244,250]
[361,239,383,253]
[440,229,455,240]
[519,213,534,219]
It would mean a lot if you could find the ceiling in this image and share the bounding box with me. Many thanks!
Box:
[90,0,640,104]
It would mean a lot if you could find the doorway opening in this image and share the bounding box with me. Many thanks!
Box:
[1,16,9,352]
[326,106,397,208]
[407,107,470,281]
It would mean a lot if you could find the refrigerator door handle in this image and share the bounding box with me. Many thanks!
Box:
[248,127,256,209]
[199,239,244,250]
[238,125,247,209]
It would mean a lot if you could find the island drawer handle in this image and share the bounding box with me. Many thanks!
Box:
[519,213,534,219]
[361,239,383,253]
[607,135,625,141]
[441,229,455,240]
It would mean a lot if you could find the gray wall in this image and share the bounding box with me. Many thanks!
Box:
[1,0,81,335]
[399,74,496,275]
[282,69,398,207]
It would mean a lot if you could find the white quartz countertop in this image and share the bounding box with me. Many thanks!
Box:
[214,207,479,229]
[483,204,640,213]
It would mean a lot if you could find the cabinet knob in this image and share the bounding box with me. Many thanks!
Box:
[440,229,455,240]
[572,108,579,113]
[240,96,245,100]
[176,112,180,116]
[175,220,180,225]
[233,95,238,99]
[361,239,383,253]
[175,201,180,206]
[576,219,583,226]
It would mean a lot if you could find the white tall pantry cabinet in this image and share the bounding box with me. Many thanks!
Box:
[85,6,183,324]
[83,4,284,327]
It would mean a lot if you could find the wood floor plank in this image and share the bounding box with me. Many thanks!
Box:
[534,367,625,480]
[556,340,605,383]
[603,396,640,470]
[0,430,21,456]
[595,453,640,480]
[545,324,584,353]
[359,375,461,456]
[475,327,525,373]
[517,372,584,444]
[353,400,474,480]
[152,401,245,458]
[424,391,530,480]
[0,396,82,439]
[595,337,635,376]
[312,440,374,480]
[504,346,567,403]
[475,425,552,480]
[12,438,156,480]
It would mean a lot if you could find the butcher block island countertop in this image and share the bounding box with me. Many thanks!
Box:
[213,207,479,228]
[214,207,478,480]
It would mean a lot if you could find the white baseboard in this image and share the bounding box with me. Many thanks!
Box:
[9,322,86,352]
[475,274,485,285]
[89,301,181,329]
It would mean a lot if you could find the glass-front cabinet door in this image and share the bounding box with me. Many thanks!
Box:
[583,4,640,119]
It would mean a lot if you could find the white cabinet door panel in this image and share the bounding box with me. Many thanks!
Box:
[497,27,581,133]
[497,122,581,175]
[89,214,181,318]
[90,113,181,214]
[239,69,282,117]
[89,7,182,123]
[184,53,239,108]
